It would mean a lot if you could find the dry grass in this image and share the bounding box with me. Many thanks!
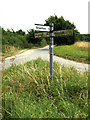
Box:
[2,45,19,53]
[2,45,23,59]
[75,42,90,48]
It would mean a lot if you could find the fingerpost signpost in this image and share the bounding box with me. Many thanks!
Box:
[35,23,73,81]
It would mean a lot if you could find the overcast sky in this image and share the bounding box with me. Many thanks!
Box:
[0,0,89,34]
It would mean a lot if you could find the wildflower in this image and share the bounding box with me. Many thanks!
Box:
[17,88,24,91]
[5,86,11,89]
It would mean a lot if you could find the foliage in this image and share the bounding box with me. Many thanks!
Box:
[26,29,35,43]
[1,15,82,48]
[45,16,75,30]
[2,28,28,48]
[16,29,25,35]
[1,15,81,47]
[80,34,90,42]
[40,38,47,47]
[2,59,88,118]
[45,15,80,45]
[1,27,44,50]
[26,29,46,46]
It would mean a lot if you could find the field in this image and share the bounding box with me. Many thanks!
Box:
[2,58,88,118]
[54,42,89,64]
[75,42,89,48]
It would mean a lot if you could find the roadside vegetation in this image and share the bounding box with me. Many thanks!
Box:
[2,45,21,59]
[1,27,47,59]
[54,42,89,64]
[2,59,88,118]
[2,38,47,59]
[1,15,90,61]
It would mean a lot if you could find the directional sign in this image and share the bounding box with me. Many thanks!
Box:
[35,32,50,38]
[35,24,50,32]
[35,23,73,81]
[35,29,73,38]
[54,29,73,37]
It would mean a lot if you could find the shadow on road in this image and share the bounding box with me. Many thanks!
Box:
[39,49,49,51]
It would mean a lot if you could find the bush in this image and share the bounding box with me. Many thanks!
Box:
[40,38,47,47]
[2,28,28,48]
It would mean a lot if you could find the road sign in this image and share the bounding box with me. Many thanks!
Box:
[35,24,50,32]
[35,29,73,38]
[35,32,50,38]
[35,23,73,81]
[54,29,73,37]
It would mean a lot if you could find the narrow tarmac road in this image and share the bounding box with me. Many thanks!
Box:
[1,46,89,72]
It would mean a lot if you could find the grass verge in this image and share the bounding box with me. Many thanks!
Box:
[2,58,88,118]
[2,45,22,60]
[2,43,48,61]
[53,43,89,64]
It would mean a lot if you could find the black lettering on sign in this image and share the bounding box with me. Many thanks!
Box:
[36,27,46,30]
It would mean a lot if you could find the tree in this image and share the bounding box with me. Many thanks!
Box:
[2,27,28,48]
[26,29,35,43]
[26,29,41,45]
[16,29,25,35]
[45,15,80,45]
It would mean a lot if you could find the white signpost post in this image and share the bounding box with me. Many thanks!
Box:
[35,23,73,81]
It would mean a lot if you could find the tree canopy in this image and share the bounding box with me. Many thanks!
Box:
[45,15,80,45]
[45,15,75,30]
[1,15,85,47]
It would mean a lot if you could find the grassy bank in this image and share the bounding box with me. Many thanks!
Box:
[54,42,89,64]
[2,42,48,60]
[2,59,88,118]
[2,45,22,59]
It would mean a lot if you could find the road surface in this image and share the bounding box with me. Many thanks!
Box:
[0,46,89,72]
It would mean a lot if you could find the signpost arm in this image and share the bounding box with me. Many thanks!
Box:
[50,23,54,81]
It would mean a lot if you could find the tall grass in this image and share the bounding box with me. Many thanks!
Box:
[2,45,21,59]
[2,58,88,118]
